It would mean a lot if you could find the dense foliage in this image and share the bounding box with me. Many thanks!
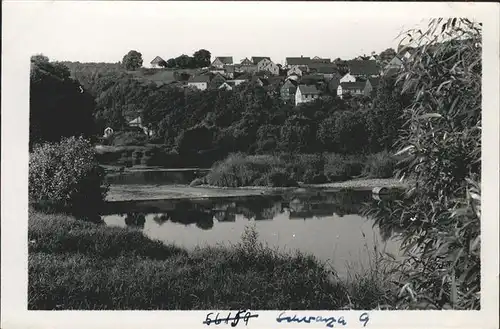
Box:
[364,18,482,310]
[29,137,108,217]
[122,50,143,71]
[30,55,96,149]
[29,210,393,310]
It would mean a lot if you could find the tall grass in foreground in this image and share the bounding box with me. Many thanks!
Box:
[29,211,357,310]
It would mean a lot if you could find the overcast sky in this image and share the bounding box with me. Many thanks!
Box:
[5,1,431,66]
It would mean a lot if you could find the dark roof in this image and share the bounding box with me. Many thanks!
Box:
[251,57,271,65]
[340,81,366,90]
[301,74,325,81]
[213,57,233,65]
[234,72,252,80]
[225,65,235,73]
[311,57,331,63]
[150,56,165,64]
[283,79,298,86]
[297,84,320,94]
[347,60,380,76]
[240,58,253,65]
[188,75,211,83]
[286,57,311,66]
[310,64,338,74]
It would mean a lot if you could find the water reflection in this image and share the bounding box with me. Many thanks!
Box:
[103,189,403,277]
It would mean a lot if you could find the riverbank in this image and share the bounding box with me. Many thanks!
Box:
[106,178,410,202]
[28,210,395,310]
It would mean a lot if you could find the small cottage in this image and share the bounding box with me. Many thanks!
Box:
[295,85,321,106]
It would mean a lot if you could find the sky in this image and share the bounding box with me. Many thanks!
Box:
[5,1,432,66]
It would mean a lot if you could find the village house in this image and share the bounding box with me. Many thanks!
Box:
[309,63,338,79]
[211,56,233,69]
[285,56,311,70]
[251,56,271,65]
[311,56,331,64]
[340,72,357,83]
[287,65,304,77]
[240,57,253,65]
[295,84,321,106]
[187,75,211,90]
[218,82,233,91]
[347,60,381,79]
[224,65,236,79]
[209,73,227,89]
[256,58,279,76]
[280,79,298,103]
[363,77,380,97]
[150,56,165,68]
[129,116,153,136]
[337,81,366,99]
[229,72,252,86]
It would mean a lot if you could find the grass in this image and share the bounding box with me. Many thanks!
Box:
[28,210,396,310]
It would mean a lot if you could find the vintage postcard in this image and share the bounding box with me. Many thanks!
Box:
[1,1,499,329]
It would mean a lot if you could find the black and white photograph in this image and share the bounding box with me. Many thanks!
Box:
[2,1,499,328]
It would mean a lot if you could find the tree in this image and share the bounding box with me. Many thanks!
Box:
[366,18,482,310]
[192,49,211,68]
[175,54,192,69]
[30,57,96,149]
[166,58,177,68]
[378,48,397,64]
[122,50,143,71]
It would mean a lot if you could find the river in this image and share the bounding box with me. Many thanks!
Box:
[101,169,403,278]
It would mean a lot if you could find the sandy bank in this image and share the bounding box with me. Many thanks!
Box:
[106,178,410,202]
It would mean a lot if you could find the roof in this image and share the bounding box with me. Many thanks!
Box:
[340,81,366,90]
[347,60,380,76]
[311,57,331,64]
[286,57,311,66]
[225,65,235,73]
[150,56,165,64]
[240,58,253,65]
[301,74,325,81]
[233,72,252,80]
[213,57,233,65]
[188,75,211,83]
[283,78,298,86]
[129,117,142,125]
[251,56,271,65]
[310,64,338,74]
[297,85,320,94]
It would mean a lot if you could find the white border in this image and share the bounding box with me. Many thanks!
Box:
[2,2,499,329]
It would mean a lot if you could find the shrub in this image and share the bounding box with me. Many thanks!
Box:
[362,151,397,178]
[324,154,365,182]
[111,131,147,146]
[29,137,109,216]
[365,19,482,310]
[205,153,292,187]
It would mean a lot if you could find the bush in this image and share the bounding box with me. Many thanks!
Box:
[205,153,294,187]
[111,131,147,146]
[324,154,365,182]
[29,137,109,216]
[362,151,397,178]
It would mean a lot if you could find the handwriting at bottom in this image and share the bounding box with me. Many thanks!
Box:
[203,310,259,327]
[276,312,370,328]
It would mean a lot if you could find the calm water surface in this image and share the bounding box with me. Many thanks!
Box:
[102,187,403,277]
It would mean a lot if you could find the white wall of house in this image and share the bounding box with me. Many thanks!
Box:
[337,85,343,98]
[287,66,303,77]
[295,89,319,106]
[188,82,208,90]
[340,73,356,83]
[219,82,232,90]
[257,59,279,75]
